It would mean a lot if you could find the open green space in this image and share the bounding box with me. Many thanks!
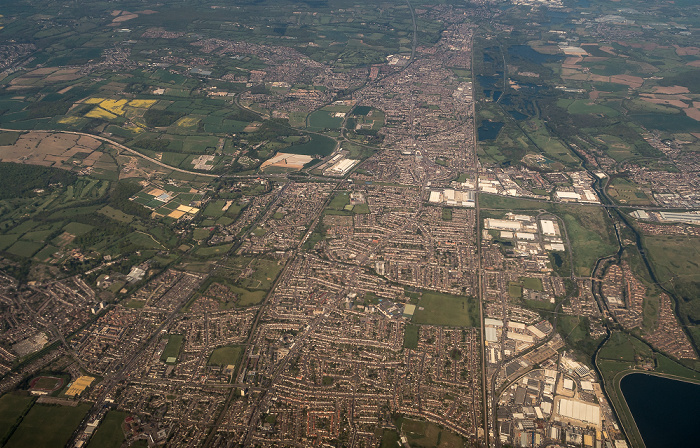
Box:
[5,403,91,448]
[557,98,619,117]
[412,291,478,328]
[307,110,343,131]
[403,324,420,349]
[508,283,522,299]
[397,417,464,448]
[283,134,337,157]
[643,234,700,341]
[208,345,244,367]
[0,394,34,445]
[232,286,266,306]
[380,429,401,448]
[87,411,127,448]
[607,178,651,205]
[195,243,232,257]
[160,334,184,364]
[558,204,617,277]
[6,240,43,258]
[521,277,543,291]
[557,314,601,356]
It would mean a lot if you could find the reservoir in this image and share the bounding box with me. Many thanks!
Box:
[478,120,504,141]
[619,373,700,447]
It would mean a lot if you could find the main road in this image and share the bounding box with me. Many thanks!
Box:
[0,127,218,178]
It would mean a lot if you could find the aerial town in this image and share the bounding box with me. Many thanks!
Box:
[0,0,699,447]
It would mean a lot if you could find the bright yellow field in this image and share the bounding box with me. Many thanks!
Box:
[128,99,157,108]
[124,124,145,133]
[85,108,117,119]
[175,117,200,127]
[84,97,105,104]
[57,116,82,124]
[100,99,128,115]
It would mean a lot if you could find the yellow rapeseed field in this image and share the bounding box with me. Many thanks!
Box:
[100,99,128,115]
[85,108,117,119]
[124,124,145,133]
[57,116,82,124]
[128,99,157,108]
[175,116,200,127]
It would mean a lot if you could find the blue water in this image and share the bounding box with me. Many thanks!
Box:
[508,45,563,64]
[477,73,502,89]
[620,373,700,447]
[478,120,504,141]
[510,110,528,121]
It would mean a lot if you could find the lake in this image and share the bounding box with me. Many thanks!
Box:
[620,373,700,447]
[478,120,504,141]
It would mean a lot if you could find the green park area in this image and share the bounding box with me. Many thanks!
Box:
[161,334,185,364]
[0,394,34,444]
[5,403,91,448]
[606,178,652,205]
[208,345,244,367]
[557,204,617,277]
[412,292,479,328]
[87,411,127,448]
[403,324,420,349]
[396,417,464,448]
[642,234,700,346]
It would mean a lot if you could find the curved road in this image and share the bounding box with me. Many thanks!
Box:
[0,127,219,178]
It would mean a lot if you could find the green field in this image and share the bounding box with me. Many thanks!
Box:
[643,234,700,330]
[208,345,244,367]
[412,292,478,327]
[558,204,617,276]
[558,98,620,117]
[232,286,266,306]
[196,243,233,257]
[442,208,452,221]
[307,110,343,130]
[399,417,464,448]
[87,411,126,448]
[521,277,544,291]
[63,222,94,235]
[284,135,337,157]
[328,192,351,210]
[508,283,522,299]
[0,394,34,444]
[6,240,43,258]
[98,205,134,223]
[380,429,401,448]
[161,334,184,364]
[403,324,420,349]
[607,178,652,205]
[5,403,91,448]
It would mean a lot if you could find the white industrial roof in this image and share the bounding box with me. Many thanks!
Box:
[557,398,600,426]
[540,220,556,236]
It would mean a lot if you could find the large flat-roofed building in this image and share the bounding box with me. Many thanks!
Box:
[557,398,601,426]
[484,218,522,231]
[485,327,498,342]
[659,212,700,224]
[555,191,581,201]
[326,158,359,176]
[540,219,557,236]
[65,375,95,397]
